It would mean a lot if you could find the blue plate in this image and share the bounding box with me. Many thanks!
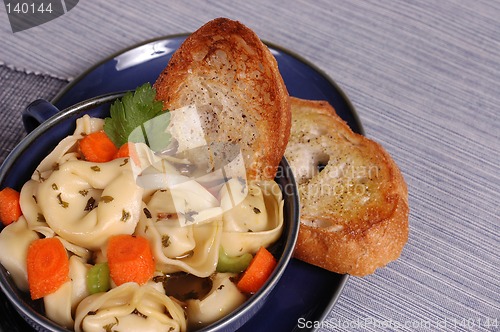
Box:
[2,35,358,331]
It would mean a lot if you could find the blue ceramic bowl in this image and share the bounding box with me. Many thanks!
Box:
[0,93,300,332]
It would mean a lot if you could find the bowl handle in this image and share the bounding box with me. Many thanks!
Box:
[22,99,60,133]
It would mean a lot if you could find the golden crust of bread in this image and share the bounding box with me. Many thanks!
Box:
[154,18,290,181]
[285,97,409,276]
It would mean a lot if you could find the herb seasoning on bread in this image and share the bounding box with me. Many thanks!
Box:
[285,97,409,276]
[154,18,291,181]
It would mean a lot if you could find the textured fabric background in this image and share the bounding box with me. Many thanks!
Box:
[1,1,499,331]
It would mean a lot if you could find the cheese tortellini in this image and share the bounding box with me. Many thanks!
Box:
[0,114,285,331]
[221,180,284,257]
[74,282,186,332]
[186,273,246,328]
[0,217,39,291]
[44,256,91,328]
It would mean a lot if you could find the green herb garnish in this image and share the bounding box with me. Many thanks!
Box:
[103,83,165,148]
[161,235,171,248]
[100,196,114,203]
[121,209,131,222]
[57,193,69,208]
[84,197,97,211]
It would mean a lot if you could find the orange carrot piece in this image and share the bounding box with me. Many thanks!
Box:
[237,246,277,294]
[113,142,140,166]
[79,131,118,163]
[27,238,69,300]
[106,234,155,286]
[0,187,22,226]
[114,142,131,159]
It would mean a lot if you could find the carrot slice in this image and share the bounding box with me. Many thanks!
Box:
[106,234,155,286]
[113,142,140,166]
[79,131,118,163]
[237,246,277,294]
[0,187,22,226]
[27,238,69,300]
[113,142,131,159]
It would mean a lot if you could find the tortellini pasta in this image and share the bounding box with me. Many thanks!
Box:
[74,283,186,332]
[44,256,90,328]
[186,273,246,329]
[137,207,223,277]
[220,180,284,256]
[35,159,143,250]
[0,113,285,332]
[19,179,55,238]
[0,216,39,291]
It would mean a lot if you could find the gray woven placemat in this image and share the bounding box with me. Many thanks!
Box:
[0,65,68,162]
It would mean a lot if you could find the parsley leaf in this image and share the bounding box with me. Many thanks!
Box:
[103,83,165,147]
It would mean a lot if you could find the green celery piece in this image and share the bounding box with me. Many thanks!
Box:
[216,247,253,273]
[86,263,111,294]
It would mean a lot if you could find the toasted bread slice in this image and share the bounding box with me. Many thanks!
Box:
[154,18,290,181]
[285,97,409,276]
